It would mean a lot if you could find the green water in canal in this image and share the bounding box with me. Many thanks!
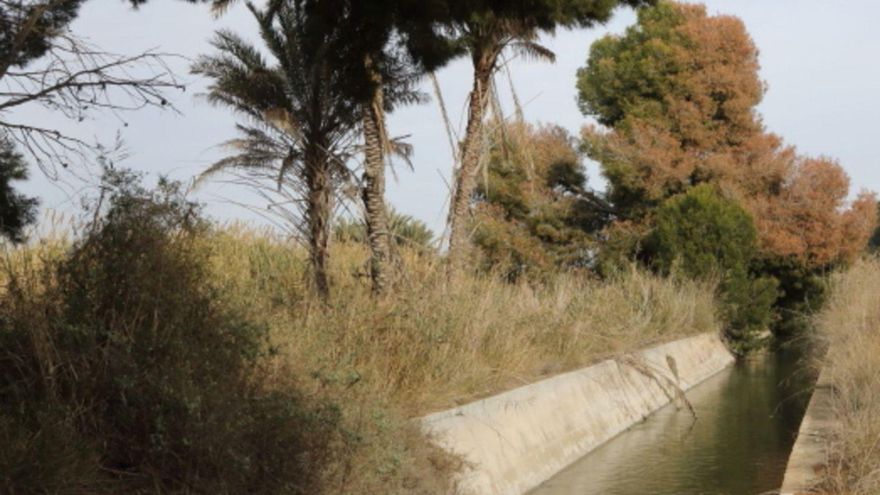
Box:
[530,349,817,495]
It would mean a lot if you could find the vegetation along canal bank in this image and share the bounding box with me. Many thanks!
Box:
[531,345,817,495]
[800,259,880,495]
[421,332,737,495]
[2,0,879,494]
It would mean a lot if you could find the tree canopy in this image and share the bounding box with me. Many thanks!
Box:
[0,1,85,77]
[651,184,776,347]
[0,136,37,243]
[445,0,653,275]
[578,1,876,268]
[472,122,599,278]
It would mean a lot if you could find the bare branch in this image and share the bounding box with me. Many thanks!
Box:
[0,22,184,175]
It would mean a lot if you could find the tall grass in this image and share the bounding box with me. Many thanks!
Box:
[813,258,880,494]
[207,225,721,414]
[1,217,722,493]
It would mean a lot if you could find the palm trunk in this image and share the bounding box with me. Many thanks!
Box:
[362,59,392,295]
[447,54,495,279]
[305,144,332,299]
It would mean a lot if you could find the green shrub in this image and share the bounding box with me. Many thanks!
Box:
[0,170,339,493]
[650,184,776,349]
[755,256,829,339]
[335,207,435,251]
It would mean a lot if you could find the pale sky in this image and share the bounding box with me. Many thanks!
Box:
[14,0,880,237]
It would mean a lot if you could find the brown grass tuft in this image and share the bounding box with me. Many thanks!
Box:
[206,225,721,415]
[813,257,880,494]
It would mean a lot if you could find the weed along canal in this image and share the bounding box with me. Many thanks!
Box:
[529,348,816,495]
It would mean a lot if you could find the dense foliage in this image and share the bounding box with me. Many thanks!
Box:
[0,1,84,73]
[578,1,875,262]
[577,1,877,337]
[471,122,600,278]
[0,171,338,493]
[334,207,435,250]
[0,137,37,243]
[650,185,776,347]
[578,1,769,214]
[444,0,655,274]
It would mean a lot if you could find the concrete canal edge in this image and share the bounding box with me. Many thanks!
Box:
[419,332,735,495]
[779,366,834,495]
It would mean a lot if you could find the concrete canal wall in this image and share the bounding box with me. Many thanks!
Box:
[420,332,735,495]
[779,366,834,495]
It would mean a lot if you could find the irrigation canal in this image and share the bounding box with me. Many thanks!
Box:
[529,347,817,495]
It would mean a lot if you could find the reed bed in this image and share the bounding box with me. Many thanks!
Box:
[813,257,880,494]
[205,224,721,414]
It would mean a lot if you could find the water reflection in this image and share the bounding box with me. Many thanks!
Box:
[530,350,816,495]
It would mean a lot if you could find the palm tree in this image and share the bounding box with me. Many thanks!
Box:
[359,44,433,294]
[336,0,454,294]
[445,16,554,278]
[444,1,652,278]
[195,0,450,296]
[192,1,361,298]
[334,206,435,251]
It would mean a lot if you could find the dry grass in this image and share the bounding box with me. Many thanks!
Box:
[205,224,721,415]
[1,220,722,493]
[813,257,880,494]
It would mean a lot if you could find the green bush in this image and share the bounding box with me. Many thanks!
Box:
[755,256,829,339]
[334,207,435,251]
[0,170,339,493]
[650,185,776,349]
[593,220,651,277]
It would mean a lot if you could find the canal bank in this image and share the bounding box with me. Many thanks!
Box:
[780,365,834,495]
[531,346,816,495]
[420,332,735,495]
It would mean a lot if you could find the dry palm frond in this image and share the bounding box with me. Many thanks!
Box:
[430,72,459,168]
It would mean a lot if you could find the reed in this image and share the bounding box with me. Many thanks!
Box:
[813,257,880,494]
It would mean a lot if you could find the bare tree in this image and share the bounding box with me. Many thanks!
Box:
[0,1,183,177]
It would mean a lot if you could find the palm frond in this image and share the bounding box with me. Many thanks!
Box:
[509,40,556,63]
[389,136,414,170]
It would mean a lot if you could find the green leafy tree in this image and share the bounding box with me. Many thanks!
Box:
[444,0,653,277]
[650,185,776,349]
[0,136,37,243]
[577,1,771,217]
[752,256,826,340]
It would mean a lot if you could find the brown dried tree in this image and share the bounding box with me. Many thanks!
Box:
[578,1,877,266]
